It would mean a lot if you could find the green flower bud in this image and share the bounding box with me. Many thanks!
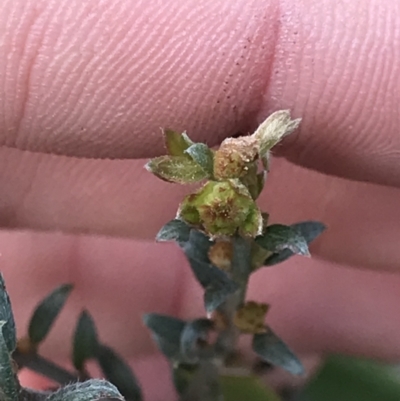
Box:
[177,180,263,238]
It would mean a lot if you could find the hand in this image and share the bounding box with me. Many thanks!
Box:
[1,0,400,399]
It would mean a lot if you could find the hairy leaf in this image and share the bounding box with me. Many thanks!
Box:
[46,379,124,401]
[145,156,209,184]
[179,230,239,312]
[184,143,214,176]
[164,129,194,156]
[0,322,19,401]
[72,310,99,371]
[143,314,186,360]
[0,274,16,353]
[256,224,310,256]
[252,330,304,376]
[180,319,214,363]
[264,221,326,266]
[97,345,142,401]
[28,284,73,345]
[156,219,191,243]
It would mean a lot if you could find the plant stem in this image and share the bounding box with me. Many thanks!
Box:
[13,351,78,385]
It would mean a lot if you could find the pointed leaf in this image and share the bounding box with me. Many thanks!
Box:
[46,379,124,401]
[143,313,186,360]
[72,310,99,371]
[28,284,73,345]
[184,143,214,176]
[0,275,16,353]
[264,221,326,266]
[96,345,142,401]
[252,330,304,376]
[145,156,208,184]
[180,319,214,363]
[164,129,194,156]
[0,322,19,401]
[204,275,239,313]
[220,375,281,401]
[256,224,310,256]
[156,219,191,243]
[179,229,239,312]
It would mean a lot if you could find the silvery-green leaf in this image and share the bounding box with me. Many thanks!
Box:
[252,330,304,376]
[184,143,214,176]
[0,321,19,401]
[264,221,326,266]
[143,314,186,360]
[28,284,73,345]
[253,110,301,155]
[164,129,194,156]
[46,379,124,401]
[145,156,208,184]
[0,274,16,353]
[179,230,239,312]
[156,219,191,243]
[96,345,142,401]
[256,224,310,256]
[180,319,214,363]
[72,310,99,371]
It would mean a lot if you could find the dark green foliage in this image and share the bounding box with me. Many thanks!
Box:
[179,229,239,312]
[180,319,215,363]
[256,224,310,256]
[298,355,400,401]
[72,310,99,371]
[156,219,191,243]
[252,330,304,376]
[28,284,73,345]
[143,313,186,361]
[263,222,326,266]
[0,275,16,353]
[96,345,142,401]
[0,322,19,401]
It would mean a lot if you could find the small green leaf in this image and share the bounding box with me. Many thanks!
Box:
[256,224,310,256]
[0,321,19,401]
[46,379,124,401]
[252,330,304,376]
[155,219,191,242]
[264,221,326,266]
[96,345,142,401]
[28,284,73,345]
[180,319,215,363]
[143,313,186,360]
[0,274,16,353]
[184,143,214,176]
[299,355,400,401]
[220,375,281,401]
[164,129,194,156]
[72,310,99,371]
[145,155,209,184]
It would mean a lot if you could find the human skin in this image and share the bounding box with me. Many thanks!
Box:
[1,0,400,399]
